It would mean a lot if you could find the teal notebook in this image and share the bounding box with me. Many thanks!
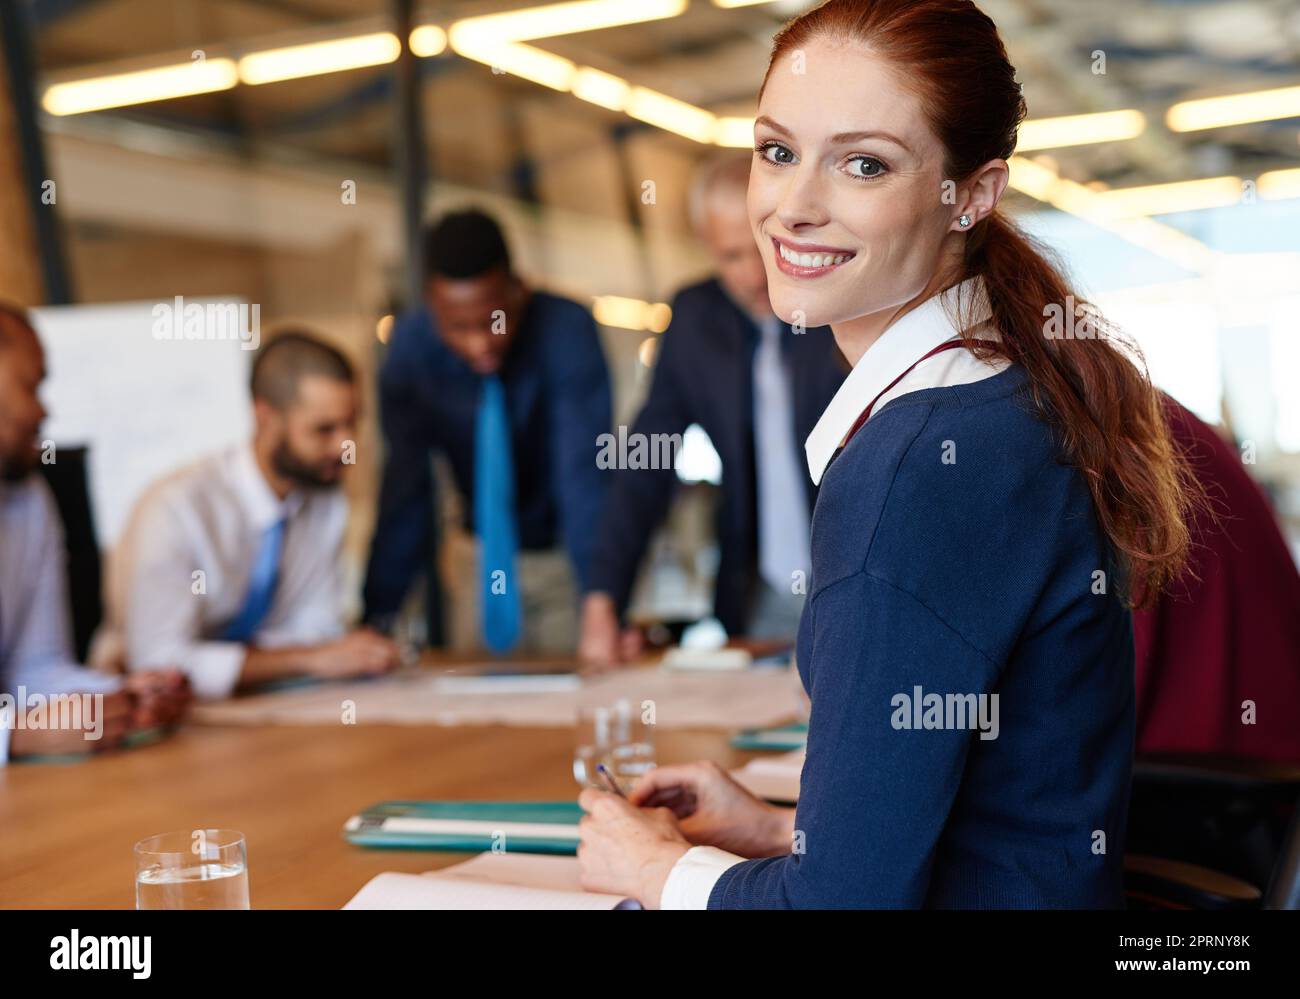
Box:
[343,801,582,855]
[730,722,808,751]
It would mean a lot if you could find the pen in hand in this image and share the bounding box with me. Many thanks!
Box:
[595,763,627,799]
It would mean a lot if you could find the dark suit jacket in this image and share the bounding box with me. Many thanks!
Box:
[586,277,846,633]
[363,295,611,623]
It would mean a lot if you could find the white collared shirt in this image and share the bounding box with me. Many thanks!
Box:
[0,476,121,765]
[805,277,1008,485]
[659,278,1010,909]
[107,443,347,699]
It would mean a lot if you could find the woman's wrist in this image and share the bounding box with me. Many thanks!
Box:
[637,841,691,910]
[761,804,797,856]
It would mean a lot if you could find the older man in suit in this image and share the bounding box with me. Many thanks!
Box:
[580,153,846,665]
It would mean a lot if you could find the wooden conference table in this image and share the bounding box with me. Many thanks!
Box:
[0,659,770,909]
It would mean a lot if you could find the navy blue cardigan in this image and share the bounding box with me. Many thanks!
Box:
[710,365,1135,908]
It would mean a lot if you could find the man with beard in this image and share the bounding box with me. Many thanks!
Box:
[0,304,188,762]
[111,330,399,699]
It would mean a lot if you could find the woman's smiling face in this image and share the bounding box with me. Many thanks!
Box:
[748,38,957,332]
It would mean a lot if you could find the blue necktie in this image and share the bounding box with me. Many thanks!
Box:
[474,375,522,653]
[222,518,286,643]
[753,316,812,594]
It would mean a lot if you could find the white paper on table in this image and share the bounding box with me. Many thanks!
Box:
[343,853,637,910]
[428,674,583,694]
[193,664,804,731]
[732,748,804,804]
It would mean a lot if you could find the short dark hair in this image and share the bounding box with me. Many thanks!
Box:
[250,330,354,410]
[422,208,511,281]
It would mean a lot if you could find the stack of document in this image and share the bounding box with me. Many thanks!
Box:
[344,801,582,853]
[732,748,804,804]
[344,853,640,910]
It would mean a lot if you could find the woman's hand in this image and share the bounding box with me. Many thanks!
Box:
[630,760,795,859]
[576,789,691,909]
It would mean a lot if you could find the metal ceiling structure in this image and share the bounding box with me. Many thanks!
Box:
[24,0,1300,200]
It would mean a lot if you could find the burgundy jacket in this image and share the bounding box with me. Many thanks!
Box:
[1133,398,1300,763]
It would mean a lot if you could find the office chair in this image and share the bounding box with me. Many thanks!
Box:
[1124,755,1300,910]
[37,445,103,661]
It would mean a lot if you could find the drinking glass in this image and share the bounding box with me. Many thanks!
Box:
[573,696,655,794]
[134,829,250,910]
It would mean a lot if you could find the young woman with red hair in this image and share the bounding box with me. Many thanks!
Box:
[576,0,1197,908]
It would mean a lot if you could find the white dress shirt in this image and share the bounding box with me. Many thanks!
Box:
[0,476,120,765]
[659,277,1010,909]
[753,313,812,594]
[108,443,347,699]
[805,276,1007,485]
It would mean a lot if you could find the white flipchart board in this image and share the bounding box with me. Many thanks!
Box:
[31,299,253,548]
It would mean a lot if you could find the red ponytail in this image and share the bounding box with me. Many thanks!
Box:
[763,0,1198,604]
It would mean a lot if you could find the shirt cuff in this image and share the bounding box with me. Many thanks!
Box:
[659,846,746,910]
[14,662,122,696]
[154,642,245,700]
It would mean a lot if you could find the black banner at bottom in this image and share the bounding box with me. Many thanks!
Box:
[0,908,1292,985]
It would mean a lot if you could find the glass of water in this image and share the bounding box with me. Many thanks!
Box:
[573,697,655,794]
[134,829,250,910]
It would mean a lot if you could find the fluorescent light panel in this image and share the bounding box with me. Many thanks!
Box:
[625,86,717,143]
[1167,84,1300,132]
[1089,176,1244,219]
[571,67,631,110]
[1259,167,1300,200]
[1007,156,1217,273]
[452,0,687,43]
[238,32,401,85]
[1010,160,1252,219]
[42,58,238,115]
[451,36,576,92]
[715,116,756,147]
[1016,109,1145,151]
[409,25,448,58]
